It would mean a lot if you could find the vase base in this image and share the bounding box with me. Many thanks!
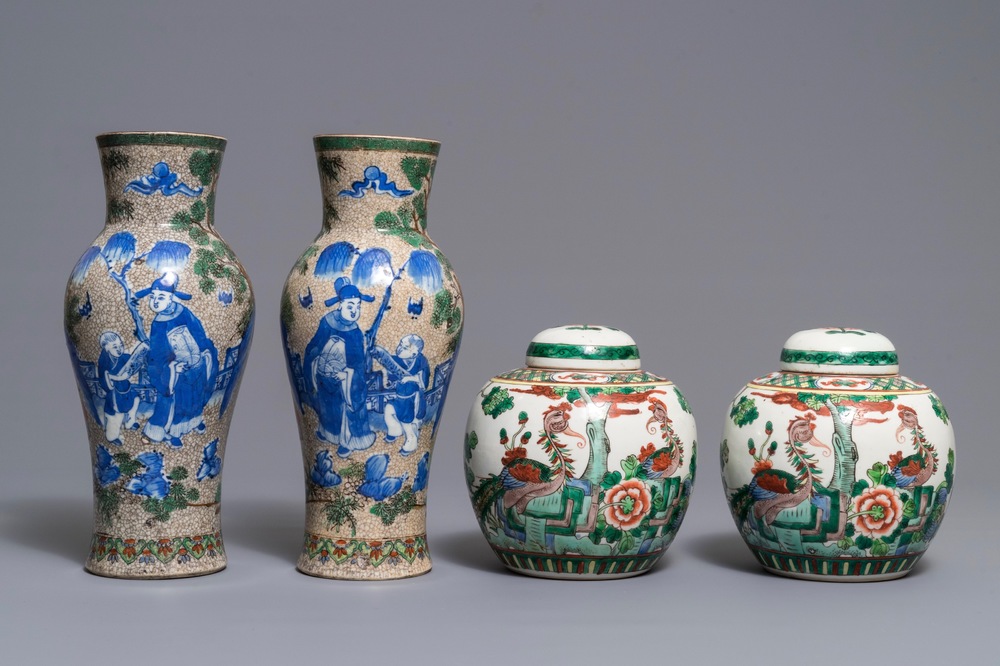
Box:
[490,545,663,579]
[503,565,650,581]
[85,531,226,579]
[748,545,924,582]
[298,531,432,580]
[763,567,910,583]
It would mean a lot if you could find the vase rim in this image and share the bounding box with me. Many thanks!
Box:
[96,132,227,150]
[313,134,440,155]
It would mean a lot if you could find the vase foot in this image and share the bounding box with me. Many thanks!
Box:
[85,531,226,579]
[748,545,924,581]
[490,545,664,579]
[297,531,432,580]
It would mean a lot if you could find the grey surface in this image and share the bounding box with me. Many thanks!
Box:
[2,1,998,662]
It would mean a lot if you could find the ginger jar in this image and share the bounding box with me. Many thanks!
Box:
[465,325,697,579]
[720,327,955,581]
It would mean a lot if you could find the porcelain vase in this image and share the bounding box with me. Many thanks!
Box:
[720,327,955,581]
[281,135,463,580]
[65,132,254,578]
[464,325,697,579]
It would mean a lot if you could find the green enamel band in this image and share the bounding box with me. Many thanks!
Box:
[313,136,440,155]
[526,342,640,361]
[97,133,227,150]
[780,349,899,366]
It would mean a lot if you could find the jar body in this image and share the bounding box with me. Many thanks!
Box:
[65,133,254,578]
[466,369,697,579]
[282,136,462,580]
[721,371,955,581]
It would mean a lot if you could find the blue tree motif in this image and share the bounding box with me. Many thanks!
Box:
[314,241,357,278]
[196,439,222,481]
[70,232,191,343]
[94,445,121,487]
[412,452,430,493]
[309,450,342,488]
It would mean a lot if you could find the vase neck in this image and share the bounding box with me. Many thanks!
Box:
[97,133,226,230]
[313,136,439,233]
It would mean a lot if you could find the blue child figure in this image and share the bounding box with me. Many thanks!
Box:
[135,272,217,448]
[303,277,377,457]
[97,330,142,446]
[373,334,429,456]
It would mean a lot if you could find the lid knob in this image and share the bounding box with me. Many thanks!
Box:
[779,327,898,375]
[525,325,640,371]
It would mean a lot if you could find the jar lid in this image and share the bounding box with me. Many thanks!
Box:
[525,325,641,371]
[779,327,899,375]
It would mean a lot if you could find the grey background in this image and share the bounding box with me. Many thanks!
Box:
[2,1,998,662]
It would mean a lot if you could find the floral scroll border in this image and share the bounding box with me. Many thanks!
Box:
[301,532,428,568]
[88,531,224,566]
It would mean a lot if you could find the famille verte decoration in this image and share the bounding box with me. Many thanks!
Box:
[465,325,697,579]
[720,328,955,581]
[282,135,462,580]
[65,132,254,579]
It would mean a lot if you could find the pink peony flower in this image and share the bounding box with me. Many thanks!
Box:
[852,485,904,538]
[603,478,653,530]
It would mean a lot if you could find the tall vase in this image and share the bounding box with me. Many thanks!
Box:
[65,132,255,578]
[282,135,463,580]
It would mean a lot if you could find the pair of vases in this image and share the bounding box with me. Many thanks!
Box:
[66,132,458,580]
[65,132,954,583]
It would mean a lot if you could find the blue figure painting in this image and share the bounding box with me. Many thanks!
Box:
[97,330,142,446]
[124,162,203,197]
[303,277,376,457]
[309,450,342,488]
[337,166,412,198]
[126,451,171,499]
[94,445,121,487]
[196,439,222,481]
[136,272,218,448]
[372,334,430,455]
[357,453,407,501]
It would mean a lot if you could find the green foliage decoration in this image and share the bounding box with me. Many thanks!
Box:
[370,486,417,526]
[65,295,83,346]
[730,396,759,427]
[324,491,363,536]
[464,431,479,461]
[317,155,345,181]
[106,198,135,224]
[674,387,691,413]
[481,386,514,419]
[930,395,950,424]
[280,289,295,330]
[101,149,131,175]
[189,150,221,187]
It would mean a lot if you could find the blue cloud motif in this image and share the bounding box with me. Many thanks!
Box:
[126,451,171,499]
[357,453,408,501]
[197,439,222,481]
[124,162,203,197]
[338,166,413,199]
[94,445,121,487]
[412,452,430,493]
[310,450,342,488]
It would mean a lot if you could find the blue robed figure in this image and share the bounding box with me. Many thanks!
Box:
[303,277,377,457]
[136,272,217,448]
